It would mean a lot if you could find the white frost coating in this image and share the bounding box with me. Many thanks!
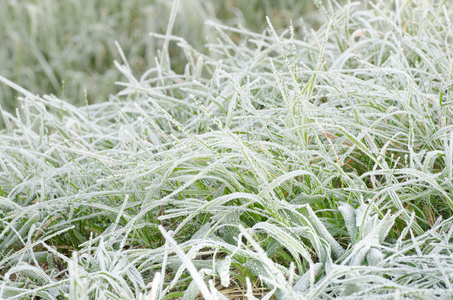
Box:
[216,256,231,287]
[307,205,345,259]
[366,248,384,266]
[292,263,323,293]
[159,226,213,299]
[355,204,369,229]
[338,202,357,240]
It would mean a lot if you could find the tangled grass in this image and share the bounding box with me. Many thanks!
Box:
[1,0,453,299]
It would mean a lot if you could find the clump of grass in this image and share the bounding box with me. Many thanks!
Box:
[1,0,453,299]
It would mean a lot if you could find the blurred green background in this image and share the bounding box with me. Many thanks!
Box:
[0,0,317,114]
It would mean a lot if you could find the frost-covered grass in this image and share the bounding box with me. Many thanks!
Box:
[0,0,315,116]
[1,0,453,299]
